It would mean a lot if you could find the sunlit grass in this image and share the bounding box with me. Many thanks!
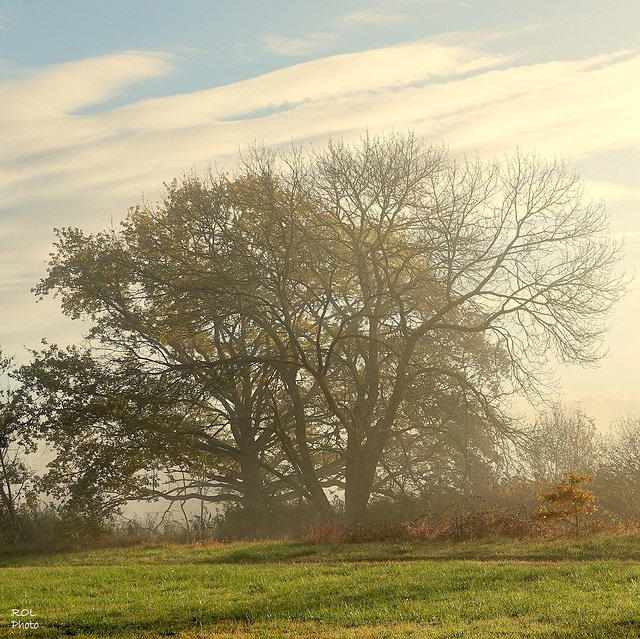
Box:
[2,536,640,637]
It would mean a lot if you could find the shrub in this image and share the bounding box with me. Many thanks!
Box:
[301,520,346,544]
[412,495,544,540]
[537,473,598,531]
[302,497,546,544]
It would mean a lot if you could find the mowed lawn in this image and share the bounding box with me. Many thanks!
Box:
[2,536,640,638]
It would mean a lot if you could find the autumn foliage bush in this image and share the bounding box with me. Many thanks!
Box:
[537,473,599,531]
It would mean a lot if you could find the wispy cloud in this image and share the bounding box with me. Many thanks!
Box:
[261,32,337,57]
[263,1,413,57]
[432,51,640,159]
[0,39,506,199]
[335,10,408,28]
[0,51,173,193]
[0,51,173,121]
[388,0,471,6]
[116,39,505,131]
[261,0,431,59]
[4,40,640,213]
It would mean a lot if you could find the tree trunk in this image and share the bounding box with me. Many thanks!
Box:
[343,432,386,525]
[283,371,334,520]
[0,450,20,539]
[229,407,271,536]
[238,452,270,535]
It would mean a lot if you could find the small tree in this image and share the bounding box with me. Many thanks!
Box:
[537,472,598,530]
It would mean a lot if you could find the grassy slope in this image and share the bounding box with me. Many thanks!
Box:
[1,536,640,638]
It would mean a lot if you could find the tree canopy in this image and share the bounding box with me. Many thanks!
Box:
[22,133,626,529]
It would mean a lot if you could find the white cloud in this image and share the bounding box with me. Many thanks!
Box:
[432,51,640,159]
[0,39,507,202]
[3,40,640,215]
[116,40,505,129]
[0,51,173,121]
[0,51,174,194]
[3,41,640,216]
[335,11,408,27]
[261,33,337,57]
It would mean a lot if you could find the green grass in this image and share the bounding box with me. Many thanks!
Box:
[2,535,640,637]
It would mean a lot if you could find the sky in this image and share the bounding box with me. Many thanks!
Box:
[1,0,639,430]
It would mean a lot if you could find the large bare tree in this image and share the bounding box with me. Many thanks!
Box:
[30,132,625,526]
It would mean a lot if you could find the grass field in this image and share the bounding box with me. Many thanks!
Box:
[2,535,640,638]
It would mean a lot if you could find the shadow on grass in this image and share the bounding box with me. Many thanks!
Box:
[3,534,640,571]
[203,537,640,565]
